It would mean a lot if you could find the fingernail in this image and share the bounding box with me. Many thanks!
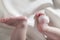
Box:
[38,15,49,24]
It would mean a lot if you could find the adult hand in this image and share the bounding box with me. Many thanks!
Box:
[34,13,60,40]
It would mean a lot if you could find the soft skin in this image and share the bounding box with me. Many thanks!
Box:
[0,16,28,40]
[34,13,60,40]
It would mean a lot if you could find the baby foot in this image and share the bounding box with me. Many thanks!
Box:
[0,16,27,28]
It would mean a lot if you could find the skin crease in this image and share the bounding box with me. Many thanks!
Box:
[0,16,28,40]
[0,13,60,40]
[34,13,60,40]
